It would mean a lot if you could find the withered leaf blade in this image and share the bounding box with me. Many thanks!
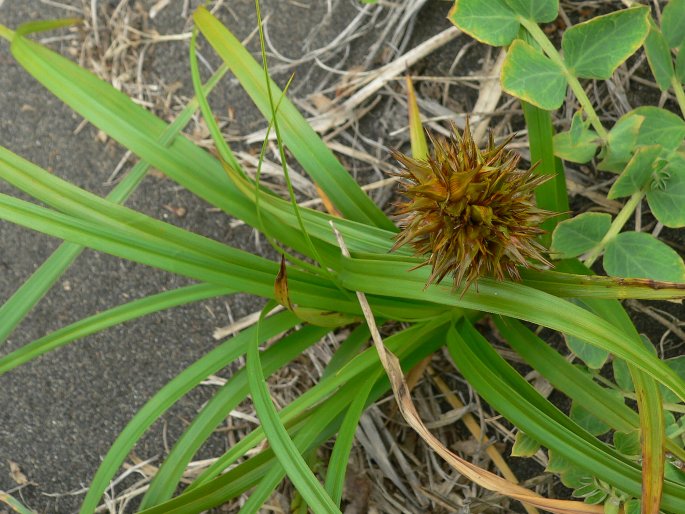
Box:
[274,255,294,311]
[8,460,29,486]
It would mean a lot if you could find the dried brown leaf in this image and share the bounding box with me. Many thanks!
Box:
[8,461,28,486]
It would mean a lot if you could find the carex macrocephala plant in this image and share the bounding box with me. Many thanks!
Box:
[391,120,553,291]
[3,2,685,513]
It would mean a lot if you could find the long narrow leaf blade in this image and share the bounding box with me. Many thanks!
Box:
[0,59,229,344]
[139,324,330,508]
[0,284,229,374]
[247,303,340,513]
[448,320,685,512]
[78,311,301,514]
[140,320,449,514]
[193,6,395,231]
[339,257,685,402]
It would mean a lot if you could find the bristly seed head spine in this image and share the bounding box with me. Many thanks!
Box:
[391,120,554,293]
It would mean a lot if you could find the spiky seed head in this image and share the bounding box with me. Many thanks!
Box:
[391,120,553,292]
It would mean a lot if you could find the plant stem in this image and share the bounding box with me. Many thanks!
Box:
[0,24,14,41]
[671,76,685,118]
[583,191,644,267]
[518,18,609,140]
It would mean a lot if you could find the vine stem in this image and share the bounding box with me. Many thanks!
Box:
[671,76,685,118]
[583,191,644,267]
[518,18,609,140]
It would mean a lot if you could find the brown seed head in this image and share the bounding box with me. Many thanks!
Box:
[391,121,553,292]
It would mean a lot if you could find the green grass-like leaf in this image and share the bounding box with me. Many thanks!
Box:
[340,256,685,401]
[449,319,685,512]
[0,284,230,375]
[0,61,229,344]
[138,323,330,508]
[79,311,301,513]
[193,7,394,231]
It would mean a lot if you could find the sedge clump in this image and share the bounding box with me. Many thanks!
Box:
[391,121,553,291]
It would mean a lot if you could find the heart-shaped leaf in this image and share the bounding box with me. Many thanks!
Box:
[503,0,558,23]
[662,0,685,48]
[565,334,609,370]
[511,430,541,457]
[646,153,685,228]
[604,231,685,282]
[501,39,566,110]
[644,24,676,91]
[566,334,610,370]
[571,398,614,436]
[597,114,644,172]
[632,106,685,151]
[562,6,650,79]
[607,144,663,199]
[449,0,519,46]
[551,212,611,259]
[553,128,599,163]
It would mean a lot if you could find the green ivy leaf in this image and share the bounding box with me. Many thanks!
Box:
[565,333,609,370]
[448,0,519,46]
[564,299,610,370]
[570,390,623,436]
[503,0,558,23]
[607,144,663,199]
[553,128,599,163]
[511,430,541,457]
[547,450,588,489]
[550,212,611,259]
[501,39,566,110]
[644,24,676,91]
[624,499,640,514]
[603,231,685,282]
[632,106,685,151]
[646,153,685,228]
[612,358,634,392]
[597,114,644,172]
[614,429,641,456]
[562,6,650,79]
[569,110,587,145]
[546,449,572,474]
[662,0,685,48]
